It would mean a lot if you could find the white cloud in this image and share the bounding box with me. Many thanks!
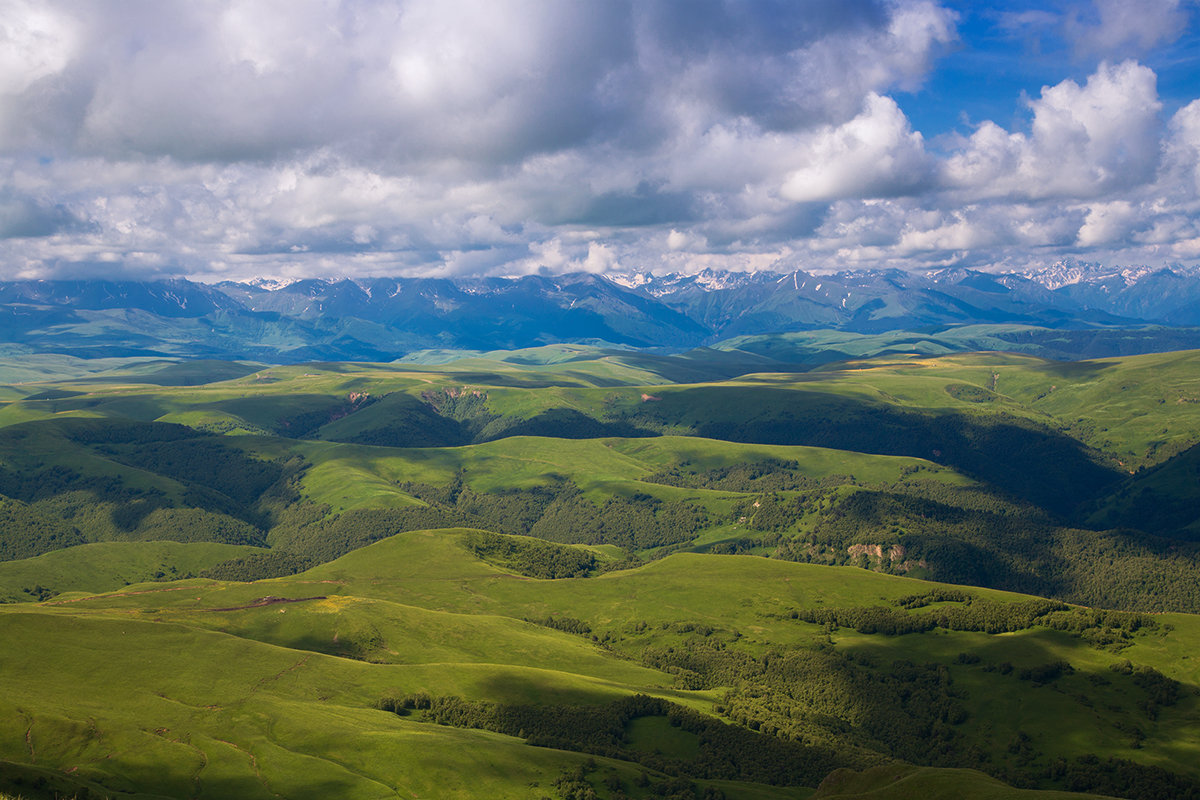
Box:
[1069,0,1189,58]
[0,2,1197,281]
[580,242,620,274]
[0,0,78,96]
[1165,99,1200,195]
[667,229,707,252]
[780,93,933,203]
[1076,201,1140,246]
[944,60,1162,200]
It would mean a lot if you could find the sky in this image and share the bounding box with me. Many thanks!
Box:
[1,0,1199,283]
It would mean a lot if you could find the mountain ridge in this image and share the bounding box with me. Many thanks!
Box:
[3,262,1200,361]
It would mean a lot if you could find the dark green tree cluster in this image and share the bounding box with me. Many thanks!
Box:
[701,533,785,556]
[644,459,852,493]
[526,615,592,635]
[128,507,266,546]
[199,551,314,582]
[1042,754,1200,800]
[894,588,974,608]
[793,595,1164,639]
[19,584,57,601]
[1015,660,1073,685]
[462,530,597,578]
[97,439,284,508]
[401,477,710,551]
[268,503,471,563]
[1038,607,1158,651]
[1110,660,1185,720]
[530,490,706,550]
[0,497,85,562]
[943,383,997,403]
[0,463,128,505]
[738,490,833,533]
[636,636,966,768]
[58,417,201,446]
[552,762,727,800]
[924,598,1069,634]
[791,605,934,636]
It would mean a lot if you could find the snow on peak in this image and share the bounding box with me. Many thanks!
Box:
[247,276,300,291]
[608,272,657,289]
[691,269,752,291]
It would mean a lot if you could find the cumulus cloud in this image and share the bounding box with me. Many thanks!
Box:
[1165,99,1200,195]
[780,93,934,203]
[1076,201,1141,246]
[667,228,708,252]
[0,0,1197,281]
[0,0,954,167]
[943,60,1162,199]
[0,0,963,279]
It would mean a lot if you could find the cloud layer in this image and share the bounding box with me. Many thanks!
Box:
[0,0,1197,280]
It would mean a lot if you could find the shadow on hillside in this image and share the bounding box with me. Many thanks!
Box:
[621,387,1123,517]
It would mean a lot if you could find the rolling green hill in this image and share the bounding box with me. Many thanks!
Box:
[0,541,266,603]
[0,530,1186,799]
[2,345,1200,799]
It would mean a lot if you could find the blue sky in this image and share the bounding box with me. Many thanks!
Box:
[901,1,1200,138]
[1,0,1198,282]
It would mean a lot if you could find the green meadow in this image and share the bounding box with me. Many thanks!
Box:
[0,530,1170,799]
[2,345,1200,799]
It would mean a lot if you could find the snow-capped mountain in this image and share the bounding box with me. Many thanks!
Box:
[1015,259,1196,290]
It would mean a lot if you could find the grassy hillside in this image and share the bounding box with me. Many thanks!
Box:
[0,530,1183,799]
[1,349,1199,608]
[809,765,1123,799]
[1085,442,1200,537]
[0,541,265,602]
[2,346,1200,798]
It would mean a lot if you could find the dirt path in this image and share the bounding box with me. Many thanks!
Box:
[202,596,326,612]
[23,721,34,763]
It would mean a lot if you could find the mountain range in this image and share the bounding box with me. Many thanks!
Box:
[3,261,1200,362]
